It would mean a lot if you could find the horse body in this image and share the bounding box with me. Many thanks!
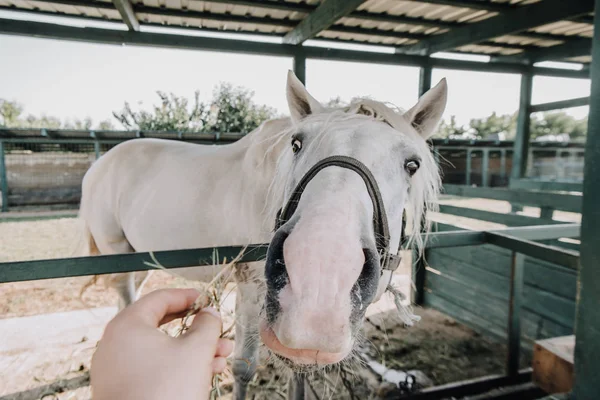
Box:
[78,71,447,399]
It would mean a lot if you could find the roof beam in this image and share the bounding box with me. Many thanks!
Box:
[494,37,592,63]
[112,0,139,31]
[397,0,595,56]
[283,0,367,45]
[405,0,513,12]
[0,18,589,79]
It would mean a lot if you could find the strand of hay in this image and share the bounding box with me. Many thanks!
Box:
[386,285,421,327]
[144,247,247,399]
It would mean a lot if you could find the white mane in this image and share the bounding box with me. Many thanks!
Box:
[252,98,441,254]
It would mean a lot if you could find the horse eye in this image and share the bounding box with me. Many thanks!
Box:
[291,138,302,154]
[405,160,420,176]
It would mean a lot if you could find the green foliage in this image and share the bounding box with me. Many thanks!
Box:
[469,112,517,139]
[434,115,469,138]
[0,99,103,130]
[112,83,277,133]
[435,111,588,140]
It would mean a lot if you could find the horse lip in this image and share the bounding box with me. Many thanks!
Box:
[259,319,351,366]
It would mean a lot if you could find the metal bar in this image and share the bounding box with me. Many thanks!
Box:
[574,3,600,399]
[0,141,8,212]
[283,0,367,45]
[94,141,101,159]
[399,369,533,400]
[530,96,590,113]
[396,0,595,55]
[442,184,582,213]
[496,37,592,64]
[293,49,306,85]
[0,244,269,283]
[438,204,560,226]
[498,223,581,240]
[466,149,472,186]
[484,231,579,270]
[482,149,490,187]
[509,179,583,192]
[512,72,533,180]
[0,19,591,80]
[507,252,525,377]
[112,0,139,31]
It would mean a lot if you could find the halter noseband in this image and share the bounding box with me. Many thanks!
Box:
[274,155,406,279]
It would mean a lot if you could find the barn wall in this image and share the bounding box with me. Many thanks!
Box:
[424,224,577,351]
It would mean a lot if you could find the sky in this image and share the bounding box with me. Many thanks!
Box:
[0,10,593,129]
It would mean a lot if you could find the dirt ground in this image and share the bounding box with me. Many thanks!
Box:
[0,207,534,399]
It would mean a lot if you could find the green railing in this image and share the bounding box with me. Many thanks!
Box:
[0,223,579,398]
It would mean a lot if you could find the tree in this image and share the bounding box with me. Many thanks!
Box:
[434,115,469,138]
[530,111,587,139]
[112,83,277,134]
[0,99,23,127]
[469,112,516,140]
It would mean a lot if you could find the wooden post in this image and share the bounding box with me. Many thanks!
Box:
[0,141,8,212]
[500,149,507,182]
[512,72,533,180]
[466,149,472,186]
[574,2,600,398]
[482,148,490,187]
[293,49,306,85]
[507,252,525,377]
[419,61,432,97]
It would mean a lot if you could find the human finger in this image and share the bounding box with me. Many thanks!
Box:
[215,338,234,357]
[118,288,200,327]
[185,307,222,350]
[212,357,228,374]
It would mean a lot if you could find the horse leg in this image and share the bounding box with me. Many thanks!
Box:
[232,265,262,400]
[111,271,151,310]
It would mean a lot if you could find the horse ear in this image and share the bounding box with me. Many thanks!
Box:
[286,70,323,122]
[404,78,448,139]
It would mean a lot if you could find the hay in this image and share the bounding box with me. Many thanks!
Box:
[144,247,247,399]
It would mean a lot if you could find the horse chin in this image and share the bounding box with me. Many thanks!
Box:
[259,321,352,369]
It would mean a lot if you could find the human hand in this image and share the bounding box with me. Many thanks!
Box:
[91,288,233,400]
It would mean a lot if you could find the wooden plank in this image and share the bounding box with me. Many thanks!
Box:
[530,96,590,113]
[513,72,533,180]
[0,244,268,283]
[507,253,525,377]
[443,184,582,213]
[509,179,583,193]
[396,0,595,55]
[283,0,367,45]
[425,292,508,342]
[574,8,600,398]
[438,204,559,227]
[112,0,139,31]
[523,290,576,329]
[425,271,509,323]
[521,310,573,343]
[533,335,575,394]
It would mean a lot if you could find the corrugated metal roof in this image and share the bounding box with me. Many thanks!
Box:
[0,0,594,63]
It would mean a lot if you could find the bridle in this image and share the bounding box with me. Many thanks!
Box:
[274,155,407,300]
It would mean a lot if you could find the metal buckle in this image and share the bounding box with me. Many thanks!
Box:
[382,253,401,272]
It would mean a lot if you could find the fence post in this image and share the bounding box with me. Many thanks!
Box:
[465,149,472,186]
[90,131,101,160]
[500,149,507,183]
[507,252,525,377]
[482,148,490,187]
[0,141,8,212]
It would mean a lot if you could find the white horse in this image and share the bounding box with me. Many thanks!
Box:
[78,71,446,399]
